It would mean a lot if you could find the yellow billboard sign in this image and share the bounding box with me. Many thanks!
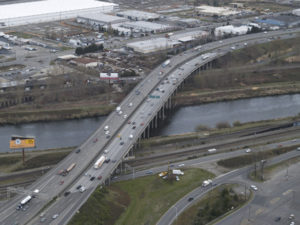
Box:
[10,136,35,149]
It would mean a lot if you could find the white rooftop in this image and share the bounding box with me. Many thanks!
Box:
[118,10,160,20]
[78,13,127,23]
[196,5,240,16]
[0,0,116,20]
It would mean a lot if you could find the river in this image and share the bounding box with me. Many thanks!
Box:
[1,94,300,153]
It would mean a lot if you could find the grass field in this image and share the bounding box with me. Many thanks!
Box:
[217,145,299,169]
[69,168,214,225]
[173,184,247,225]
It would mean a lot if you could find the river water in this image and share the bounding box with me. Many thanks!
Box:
[1,94,300,153]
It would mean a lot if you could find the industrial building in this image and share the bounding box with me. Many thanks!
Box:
[0,0,117,27]
[176,18,201,27]
[255,15,300,28]
[127,38,180,54]
[121,21,173,33]
[214,25,250,37]
[77,14,128,28]
[293,9,300,16]
[116,10,160,21]
[196,5,240,17]
[126,30,208,54]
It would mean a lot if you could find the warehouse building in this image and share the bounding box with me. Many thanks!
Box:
[77,14,128,28]
[121,21,173,33]
[255,15,300,28]
[292,9,300,16]
[214,25,250,37]
[196,5,240,17]
[127,30,208,54]
[116,10,160,21]
[0,0,117,27]
[127,38,180,54]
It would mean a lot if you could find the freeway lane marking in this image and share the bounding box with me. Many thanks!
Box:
[270,197,280,205]
[282,189,292,196]
[255,208,264,215]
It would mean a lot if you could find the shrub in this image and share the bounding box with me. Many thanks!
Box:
[216,122,231,129]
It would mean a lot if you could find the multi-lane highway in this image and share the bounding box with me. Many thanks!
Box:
[1,28,299,225]
[157,149,300,225]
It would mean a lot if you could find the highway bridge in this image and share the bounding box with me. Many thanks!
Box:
[0,28,300,225]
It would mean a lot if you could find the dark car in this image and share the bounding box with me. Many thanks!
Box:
[188,197,194,202]
[75,149,81,153]
[275,217,281,222]
[64,191,70,197]
[132,126,136,129]
[120,141,124,145]
[76,185,82,190]
[97,175,102,180]
[105,159,110,163]
[90,176,95,181]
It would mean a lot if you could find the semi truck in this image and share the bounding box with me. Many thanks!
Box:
[17,195,32,210]
[162,59,170,68]
[58,163,76,176]
[94,155,106,169]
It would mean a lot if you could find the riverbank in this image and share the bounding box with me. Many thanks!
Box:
[0,37,299,125]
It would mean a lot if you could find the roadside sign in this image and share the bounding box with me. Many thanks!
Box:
[10,136,35,149]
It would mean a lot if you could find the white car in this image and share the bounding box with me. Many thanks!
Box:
[250,185,258,191]
[123,114,128,119]
[104,125,109,131]
[128,102,133,107]
[79,186,86,193]
[105,130,110,135]
[52,214,59,219]
[178,164,185,167]
[245,148,251,153]
[129,134,133,139]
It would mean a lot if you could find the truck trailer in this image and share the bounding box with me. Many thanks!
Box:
[94,155,106,169]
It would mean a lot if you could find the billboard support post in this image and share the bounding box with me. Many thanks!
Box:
[22,148,25,165]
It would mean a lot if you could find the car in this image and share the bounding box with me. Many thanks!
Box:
[40,217,46,223]
[245,148,251,153]
[123,114,128,119]
[297,147,300,151]
[104,149,109,154]
[64,191,70,197]
[188,197,194,202]
[128,102,133,107]
[106,135,110,139]
[140,123,144,126]
[146,170,153,175]
[105,130,110,135]
[104,125,109,131]
[52,214,59,219]
[250,185,258,191]
[16,205,22,210]
[178,164,185,167]
[275,217,281,222]
[128,120,131,124]
[75,149,81,153]
[132,126,136,129]
[59,180,64,185]
[289,214,295,220]
[40,213,45,218]
[118,110,123,115]
[90,176,95,181]
[76,185,82,190]
[120,141,124,145]
[208,148,216,153]
[129,134,133,139]
[105,159,111,163]
[93,138,98,143]
[132,121,136,125]
[97,175,102,180]
[79,186,86,193]
[290,222,295,225]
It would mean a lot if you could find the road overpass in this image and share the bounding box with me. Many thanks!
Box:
[0,28,299,225]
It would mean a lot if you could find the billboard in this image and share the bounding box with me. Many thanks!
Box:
[10,136,35,149]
